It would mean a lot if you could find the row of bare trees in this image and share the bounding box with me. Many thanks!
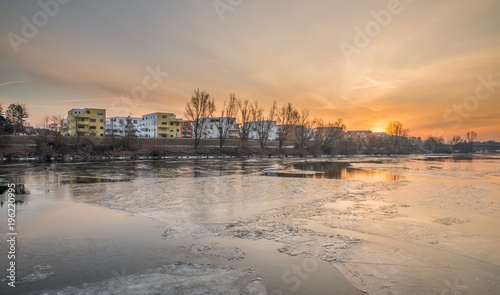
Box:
[184,89,348,149]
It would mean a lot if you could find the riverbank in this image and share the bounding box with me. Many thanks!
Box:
[1,135,495,162]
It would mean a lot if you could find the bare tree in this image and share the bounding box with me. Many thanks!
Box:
[49,115,63,140]
[237,99,254,145]
[254,100,277,148]
[449,135,462,145]
[466,131,477,142]
[6,103,29,135]
[313,118,346,151]
[386,121,409,149]
[295,108,312,148]
[185,89,216,148]
[276,102,300,149]
[213,93,238,148]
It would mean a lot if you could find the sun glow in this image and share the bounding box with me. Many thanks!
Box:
[372,122,386,133]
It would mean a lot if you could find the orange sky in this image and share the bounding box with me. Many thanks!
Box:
[1,0,499,141]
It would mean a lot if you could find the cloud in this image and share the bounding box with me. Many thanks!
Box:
[0,80,30,87]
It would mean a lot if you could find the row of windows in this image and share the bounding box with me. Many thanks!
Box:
[72,110,104,115]
[142,129,180,132]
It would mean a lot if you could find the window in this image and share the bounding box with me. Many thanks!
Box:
[100,119,104,123]
[90,119,96,122]
[162,115,167,119]
[100,126,104,129]
[97,112,104,115]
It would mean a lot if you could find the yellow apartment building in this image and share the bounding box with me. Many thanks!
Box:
[67,108,106,136]
[139,112,182,138]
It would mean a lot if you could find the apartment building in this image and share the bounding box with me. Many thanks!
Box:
[139,112,182,138]
[106,116,141,137]
[181,121,193,138]
[346,130,372,140]
[201,117,238,139]
[66,108,106,136]
[245,120,278,141]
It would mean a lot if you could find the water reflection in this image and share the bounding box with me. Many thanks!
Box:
[0,183,29,207]
[0,183,30,195]
[61,177,131,184]
[421,155,474,162]
[265,162,404,181]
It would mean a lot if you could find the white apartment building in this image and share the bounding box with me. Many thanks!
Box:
[106,116,141,137]
[201,117,238,139]
[139,112,182,138]
[245,120,278,141]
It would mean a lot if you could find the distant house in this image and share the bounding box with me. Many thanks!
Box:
[24,126,38,136]
[346,130,372,140]
[34,128,49,136]
[372,132,388,138]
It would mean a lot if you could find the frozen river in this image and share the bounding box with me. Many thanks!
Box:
[1,155,499,294]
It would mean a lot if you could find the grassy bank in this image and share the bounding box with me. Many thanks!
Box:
[0,135,308,161]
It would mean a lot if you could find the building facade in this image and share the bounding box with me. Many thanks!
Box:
[106,116,141,137]
[201,117,238,139]
[66,108,106,136]
[245,120,278,141]
[346,130,372,141]
[181,121,193,138]
[139,112,182,138]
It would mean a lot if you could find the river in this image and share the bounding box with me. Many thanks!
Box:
[0,155,499,294]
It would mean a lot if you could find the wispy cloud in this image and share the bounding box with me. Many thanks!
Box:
[0,80,30,87]
[53,98,105,103]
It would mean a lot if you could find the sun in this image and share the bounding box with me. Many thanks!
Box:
[371,121,386,133]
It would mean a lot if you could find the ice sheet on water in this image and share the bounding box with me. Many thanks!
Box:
[19,265,54,284]
[33,263,266,295]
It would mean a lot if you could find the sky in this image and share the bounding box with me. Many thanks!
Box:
[0,0,499,141]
